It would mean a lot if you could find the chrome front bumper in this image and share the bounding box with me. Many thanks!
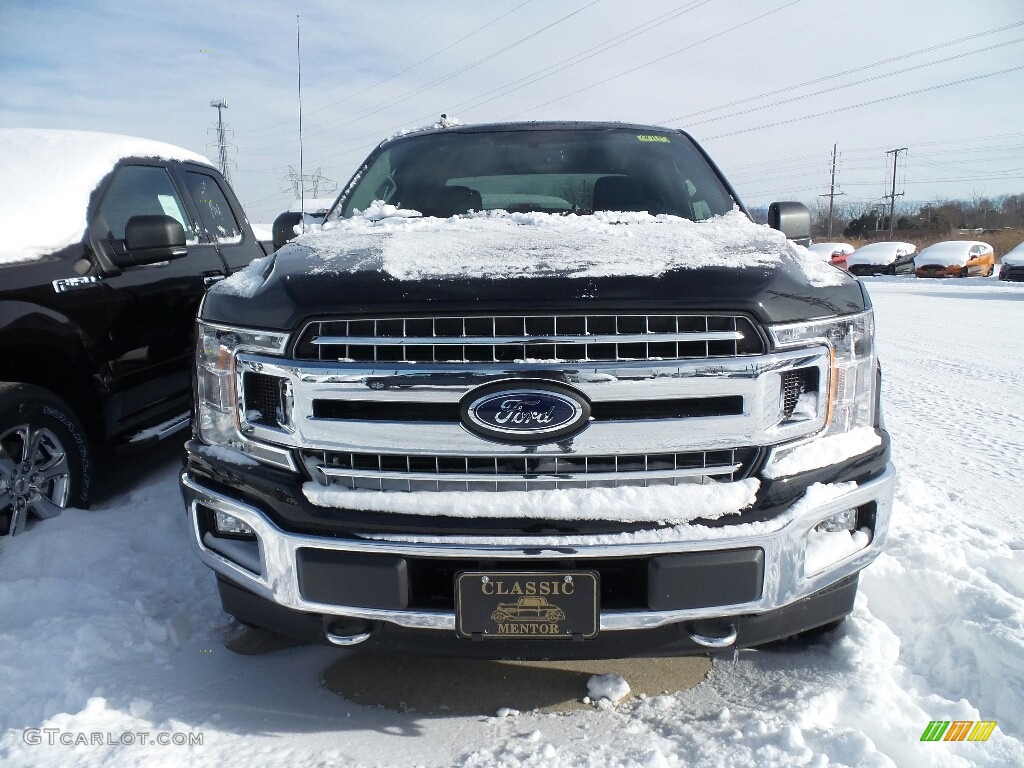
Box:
[181,464,895,633]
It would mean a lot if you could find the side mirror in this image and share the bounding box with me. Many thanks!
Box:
[768,202,811,247]
[118,215,187,266]
[273,211,305,251]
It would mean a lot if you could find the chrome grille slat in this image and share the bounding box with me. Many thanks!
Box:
[310,331,744,346]
[318,464,742,484]
[296,313,764,363]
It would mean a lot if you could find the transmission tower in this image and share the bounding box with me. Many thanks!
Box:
[208,99,236,184]
[280,166,337,201]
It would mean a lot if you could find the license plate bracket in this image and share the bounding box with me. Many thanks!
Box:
[455,571,599,640]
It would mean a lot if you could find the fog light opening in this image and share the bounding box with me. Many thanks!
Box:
[214,510,255,539]
[814,508,857,534]
[805,507,872,577]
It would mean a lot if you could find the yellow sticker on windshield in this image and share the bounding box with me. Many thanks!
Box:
[637,135,670,143]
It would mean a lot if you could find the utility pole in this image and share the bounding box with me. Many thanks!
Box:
[209,99,233,184]
[886,147,907,240]
[818,143,845,238]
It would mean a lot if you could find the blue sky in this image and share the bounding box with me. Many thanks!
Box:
[3,0,1023,225]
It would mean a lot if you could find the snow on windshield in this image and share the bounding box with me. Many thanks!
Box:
[285,207,848,287]
[0,129,211,264]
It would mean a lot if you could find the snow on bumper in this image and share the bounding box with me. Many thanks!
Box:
[180,464,895,635]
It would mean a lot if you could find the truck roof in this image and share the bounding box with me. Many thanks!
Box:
[383,119,687,146]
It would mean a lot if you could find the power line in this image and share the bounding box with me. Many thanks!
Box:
[244,0,603,153]
[238,0,537,139]
[700,64,1024,141]
[676,36,1024,128]
[662,20,1024,124]
[500,0,803,119]
[449,0,713,117]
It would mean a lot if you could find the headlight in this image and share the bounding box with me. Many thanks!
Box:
[769,310,876,438]
[195,322,289,449]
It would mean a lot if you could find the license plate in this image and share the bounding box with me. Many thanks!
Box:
[455,571,599,640]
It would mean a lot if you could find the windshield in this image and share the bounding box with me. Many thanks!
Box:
[335,128,736,221]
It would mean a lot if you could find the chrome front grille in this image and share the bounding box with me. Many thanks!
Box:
[294,313,765,363]
[301,448,762,492]
[235,311,832,497]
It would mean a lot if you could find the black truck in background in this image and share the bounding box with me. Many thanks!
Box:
[0,130,266,536]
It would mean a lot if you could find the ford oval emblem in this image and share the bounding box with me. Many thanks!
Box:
[461,381,591,444]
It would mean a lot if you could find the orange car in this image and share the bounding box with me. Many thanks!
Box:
[914,240,995,278]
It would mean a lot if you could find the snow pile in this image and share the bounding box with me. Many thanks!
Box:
[0,129,211,264]
[587,674,631,704]
[303,477,759,525]
[805,526,871,575]
[294,207,838,283]
[389,114,464,140]
[763,426,883,478]
[353,200,422,221]
[789,244,849,286]
[212,254,274,298]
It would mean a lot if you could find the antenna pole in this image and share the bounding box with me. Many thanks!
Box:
[297,15,304,232]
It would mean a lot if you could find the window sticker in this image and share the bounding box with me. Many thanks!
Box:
[637,135,670,143]
[157,194,187,227]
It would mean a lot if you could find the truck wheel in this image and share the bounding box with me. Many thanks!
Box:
[0,383,92,536]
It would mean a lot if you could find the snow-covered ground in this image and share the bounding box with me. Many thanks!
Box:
[1,276,1022,767]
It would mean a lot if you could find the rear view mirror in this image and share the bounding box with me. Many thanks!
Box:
[768,202,811,247]
[118,215,187,266]
[273,211,305,251]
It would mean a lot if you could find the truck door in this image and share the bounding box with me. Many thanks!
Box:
[90,162,227,432]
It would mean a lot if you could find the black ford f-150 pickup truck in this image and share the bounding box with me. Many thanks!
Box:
[181,121,895,659]
[0,129,265,536]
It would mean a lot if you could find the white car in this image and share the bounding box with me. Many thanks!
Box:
[846,241,917,276]
[807,242,854,269]
[998,241,1024,282]
[915,240,995,278]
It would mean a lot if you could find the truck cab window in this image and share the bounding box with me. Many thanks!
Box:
[97,165,196,242]
[182,171,243,244]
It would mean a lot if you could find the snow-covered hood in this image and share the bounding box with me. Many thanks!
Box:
[290,207,819,281]
[204,208,865,330]
[915,241,990,268]
[0,128,211,265]
[846,242,916,267]
[1000,243,1024,266]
